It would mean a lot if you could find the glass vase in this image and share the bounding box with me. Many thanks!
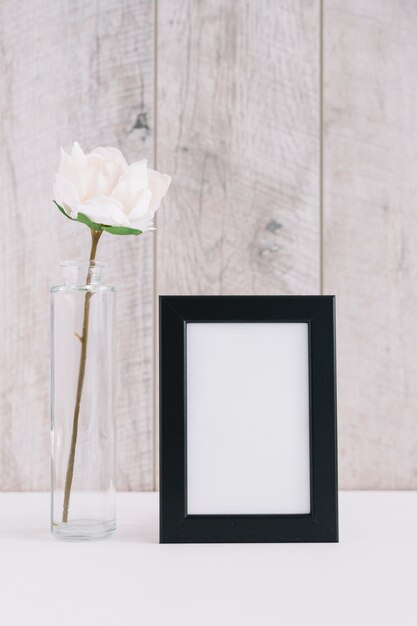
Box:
[51,260,116,540]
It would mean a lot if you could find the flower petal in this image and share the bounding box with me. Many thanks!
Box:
[91,146,128,168]
[57,142,87,201]
[128,170,171,231]
[111,159,149,212]
[85,154,108,196]
[53,142,171,235]
[76,195,130,227]
[147,170,171,213]
[85,153,126,198]
[128,208,156,232]
[128,189,152,220]
[53,174,81,218]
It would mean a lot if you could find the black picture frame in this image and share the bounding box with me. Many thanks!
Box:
[159,295,338,543]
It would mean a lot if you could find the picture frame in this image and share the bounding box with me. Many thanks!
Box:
[159,296,338,543]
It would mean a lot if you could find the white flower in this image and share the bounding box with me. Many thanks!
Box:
[53,142,171,233]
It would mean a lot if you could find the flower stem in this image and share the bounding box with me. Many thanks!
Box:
[62,228,103,523]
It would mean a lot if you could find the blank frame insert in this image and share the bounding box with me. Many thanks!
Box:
[186,322,311,515]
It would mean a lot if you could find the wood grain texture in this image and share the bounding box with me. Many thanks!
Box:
[156,0,320,296]
[155,0,320,488]
[4,0,416,492]
[324,0,417,488]
[0,0,154,490]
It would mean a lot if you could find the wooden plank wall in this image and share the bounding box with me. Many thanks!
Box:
[156,0,320,487]
[1,0,416,490]
[324,0,417,488]
[0,0,155,490]
[156,0,320,297]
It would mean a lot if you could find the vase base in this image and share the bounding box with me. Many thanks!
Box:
[51,519,116,541]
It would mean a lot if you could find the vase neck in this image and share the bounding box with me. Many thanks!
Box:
[61,260,104,287]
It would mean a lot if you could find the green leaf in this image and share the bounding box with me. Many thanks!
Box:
[76,212,103,232]
[54,201,77,221]
[54,201,142,236]
[101,225,142,236]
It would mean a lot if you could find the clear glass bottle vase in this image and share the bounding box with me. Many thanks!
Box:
[51,260,116,540]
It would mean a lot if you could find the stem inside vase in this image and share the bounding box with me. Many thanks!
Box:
[62,228,103,523]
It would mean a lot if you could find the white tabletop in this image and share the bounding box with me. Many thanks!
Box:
[0,492,416,626]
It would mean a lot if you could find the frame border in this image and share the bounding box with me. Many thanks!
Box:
[159,296,338,543]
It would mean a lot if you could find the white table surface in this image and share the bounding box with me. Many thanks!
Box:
[0,492,416,626]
